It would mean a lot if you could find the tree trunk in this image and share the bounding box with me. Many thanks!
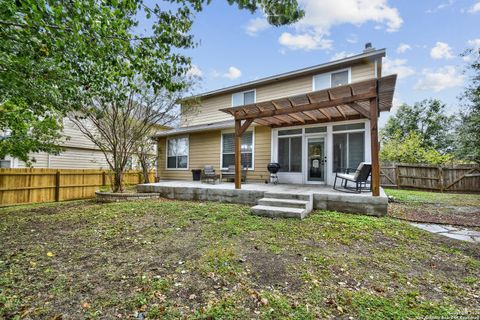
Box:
[140,154,150,183]
[113,170,124,193]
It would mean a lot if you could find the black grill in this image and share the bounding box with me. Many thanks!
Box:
[267,162,281,174]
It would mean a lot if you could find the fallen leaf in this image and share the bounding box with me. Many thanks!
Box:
[47,252,55,257]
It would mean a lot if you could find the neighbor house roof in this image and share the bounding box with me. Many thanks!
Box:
[152,120,236,138]
[186,48,385,100]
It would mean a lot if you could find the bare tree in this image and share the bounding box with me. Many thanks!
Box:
[136,133,158,183]
[70,83,196,192]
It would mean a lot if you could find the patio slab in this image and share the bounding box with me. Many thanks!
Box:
[137,181,388,216]
[411,222,480,243]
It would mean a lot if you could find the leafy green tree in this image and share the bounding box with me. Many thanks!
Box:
[380,131,453,165]
[0,0,304,164]
[455,48,480,163]
[381,99,455,154]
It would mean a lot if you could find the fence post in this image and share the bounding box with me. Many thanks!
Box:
[55,171,60,202]
[102,171,106,186]
[395,164,400,189]
[439,166,444,193]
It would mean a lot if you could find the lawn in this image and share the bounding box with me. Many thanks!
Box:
[0,198,479,319]
[386,189,480,227]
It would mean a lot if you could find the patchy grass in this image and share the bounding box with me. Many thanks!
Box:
[386,189,480,227]
[0,199,478,319]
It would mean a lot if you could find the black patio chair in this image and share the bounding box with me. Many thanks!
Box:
[201,165,220,184]
[333,162,372,193]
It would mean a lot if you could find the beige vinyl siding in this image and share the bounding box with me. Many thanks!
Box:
[182,61,376,127]
[351,61,376,82]
[16,148,110,169]
[61,118,101,150]
[157,126,271,182]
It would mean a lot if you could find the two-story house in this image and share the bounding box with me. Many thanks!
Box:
[152,44,396,196]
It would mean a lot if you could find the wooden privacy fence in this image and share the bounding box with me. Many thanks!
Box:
[380,163,480,193]
[0,168,156,206]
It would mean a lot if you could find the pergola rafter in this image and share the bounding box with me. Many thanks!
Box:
[220,75,397,196]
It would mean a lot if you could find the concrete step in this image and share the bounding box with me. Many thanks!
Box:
[264,192,312,202]
[257,198,309,209]
[251,205,308,219]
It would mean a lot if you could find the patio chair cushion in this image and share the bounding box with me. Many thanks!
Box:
[336,173,356,181]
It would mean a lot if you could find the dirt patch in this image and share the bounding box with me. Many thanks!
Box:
[389,202,480,227]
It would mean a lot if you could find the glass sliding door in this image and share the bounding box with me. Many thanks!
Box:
[307,137,326,182]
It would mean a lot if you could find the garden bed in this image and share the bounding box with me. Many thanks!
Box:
[95,191,160,202]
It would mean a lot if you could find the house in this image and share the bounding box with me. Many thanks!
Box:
[152,44,396,198]
[1,118,161,171]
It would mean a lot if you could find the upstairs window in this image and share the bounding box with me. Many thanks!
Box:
[313,69,351,91]
[232,90,255,107]
[167,136,189,169]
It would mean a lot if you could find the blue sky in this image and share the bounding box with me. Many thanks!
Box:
[141,0,480,127]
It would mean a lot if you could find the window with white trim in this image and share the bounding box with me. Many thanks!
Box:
[277,129,302,173]
[332,123,365,172]
[232,90,255,107]
[222,131,253,169]
[313,69,350,91]
[167,136,189,169]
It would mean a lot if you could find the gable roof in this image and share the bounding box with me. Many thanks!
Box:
[189,48,385,100]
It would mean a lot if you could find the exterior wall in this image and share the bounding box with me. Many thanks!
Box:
[157,126,271,182]
[14,147,111,169]
[182,61,376,127]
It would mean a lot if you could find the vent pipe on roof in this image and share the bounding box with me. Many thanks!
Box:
[364,42,374,52]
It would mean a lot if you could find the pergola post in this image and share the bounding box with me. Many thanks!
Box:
[234,119,242,189]
[369,97,380,196]
[234,118,254,189]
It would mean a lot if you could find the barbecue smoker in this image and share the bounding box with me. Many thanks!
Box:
[267,162,281,184]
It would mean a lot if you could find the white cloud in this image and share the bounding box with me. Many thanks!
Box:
[467,38,480,49]
[468,1,480,13]
[244,18,270,36]
[330,51,355,61]
[222,66,242,80]
[278,0,402,51]
[464,38,480,61]
[414,66,464,92]
[346,34,358,44]
[383,57,415,79]
[396,43,411,53]
[430,42,454,59]
[278,32,332,51]
[391,94,403,112]
[186,64,202,78]
[426,0,454,13]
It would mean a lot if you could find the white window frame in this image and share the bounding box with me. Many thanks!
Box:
[276,130,303,173]
[312,67,352,91]
[165,135,189,170]
[220,127,255,170]
[332,125,366,173]
[231,89,256,107]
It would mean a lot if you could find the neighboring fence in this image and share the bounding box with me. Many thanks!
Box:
[380,163,480,193]
[0,169,156,206]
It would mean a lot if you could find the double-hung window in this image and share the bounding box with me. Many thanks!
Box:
[332,123,365,172]
[232,90,255,107]
[167,136,189,169]
[313,69,350,91]
[222,131,253,169]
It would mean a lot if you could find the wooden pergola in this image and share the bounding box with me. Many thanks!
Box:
[220,74,397,196]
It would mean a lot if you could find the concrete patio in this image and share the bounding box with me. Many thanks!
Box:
[137,181,388,216]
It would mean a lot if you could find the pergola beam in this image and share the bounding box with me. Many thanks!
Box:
[348,102,370,119]
[223,90,376,121]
